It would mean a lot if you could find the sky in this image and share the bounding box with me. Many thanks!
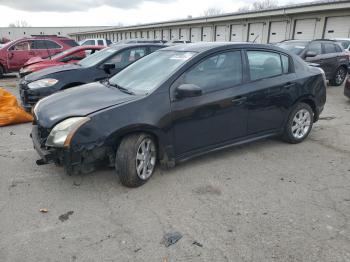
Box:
[0,0,318,27]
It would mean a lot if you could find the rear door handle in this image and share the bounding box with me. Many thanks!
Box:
[231,96,247,105]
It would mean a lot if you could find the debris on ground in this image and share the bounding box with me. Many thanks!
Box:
[161,232,183,247]
[59,211,74,222]
[192,241,203,247]
[39,208,48,213]
[319,116,336,121]
[0,88,33,126]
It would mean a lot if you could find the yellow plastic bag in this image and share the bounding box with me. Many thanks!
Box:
[0,88,33,126]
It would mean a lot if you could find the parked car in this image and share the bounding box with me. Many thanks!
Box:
[114,39,167,45]
[19,44,166,110]
[170,40,192,45]
[19,45,104,77]
[345,77,350,99]
[31,42,327,187]
[277,39,349,86]
[0,36,78,77]
[79,38,112,46]
[333,38,350,52]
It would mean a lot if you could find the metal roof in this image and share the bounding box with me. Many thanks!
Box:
[70,0,350,35]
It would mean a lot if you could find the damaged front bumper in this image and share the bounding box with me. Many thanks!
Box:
[31,124,110,175]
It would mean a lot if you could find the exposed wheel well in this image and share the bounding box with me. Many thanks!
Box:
[300,99,317,120]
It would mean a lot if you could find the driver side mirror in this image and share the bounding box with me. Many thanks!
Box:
[305,51,317,58]
[103,63,115,73]
[176,84,202,99]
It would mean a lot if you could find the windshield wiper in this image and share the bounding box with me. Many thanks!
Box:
[106,80,135,95]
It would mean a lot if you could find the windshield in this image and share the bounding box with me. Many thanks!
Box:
[109,51,196,95]
[277,41,308,55]
[78,48,118,67]
[338,40,350,49]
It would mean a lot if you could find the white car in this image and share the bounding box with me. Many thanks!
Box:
[79,38,112,47]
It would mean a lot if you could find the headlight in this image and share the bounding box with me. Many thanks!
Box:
[28,78,58,89]
[46,117,90,148]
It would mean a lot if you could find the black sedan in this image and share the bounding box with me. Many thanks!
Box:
[19,43,166,110]
[32,42,327,187]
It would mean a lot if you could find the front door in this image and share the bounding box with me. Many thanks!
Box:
[170,50,248,156]
[7,40,33,71]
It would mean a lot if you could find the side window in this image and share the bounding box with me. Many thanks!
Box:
[181,51,242,94]
[323,43,336,54]
[82,40,95,46]
[247,51,282,81]
[32,40,61,49]
[97,40,104,46]
[45,40,61,49]
[9,41,31,51]
[281,55,289,74]
[104,47,147,68]
[307,42,322,55]
[335,44,343,53]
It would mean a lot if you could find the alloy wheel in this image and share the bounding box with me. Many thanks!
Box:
[335,67,346,85]
[136,138,156,180]
[291,109,312,139]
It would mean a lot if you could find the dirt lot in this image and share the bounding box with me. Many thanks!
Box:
[0,76,350,262]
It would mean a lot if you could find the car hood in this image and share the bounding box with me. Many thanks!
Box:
[25,63,81,81]
[24,56,46,66]
[35,82,138,128]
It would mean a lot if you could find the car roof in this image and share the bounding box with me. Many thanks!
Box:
[161,42,288,53]
[109,43,167,50]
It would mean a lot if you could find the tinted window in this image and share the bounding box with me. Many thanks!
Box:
[106,40,112,46]
[335,44,343,53]
[277,41,308,55]
[247,51,282,81]
[338,40,350,50]
[181,51,242,94]
[61,39,78,47]
[307,42,322,55]
[149,46,163,52]
[281,55,289,74]
[82,40,95,46]
[323,43,337,54]
[97,40,104,46]
[78,48,118,67]
[105,47,147,68]
[33,40,61,49]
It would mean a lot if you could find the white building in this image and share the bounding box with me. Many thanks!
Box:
[69,0,350,44]
[0,26,112,41]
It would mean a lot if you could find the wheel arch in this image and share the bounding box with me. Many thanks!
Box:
[294,96,318,121]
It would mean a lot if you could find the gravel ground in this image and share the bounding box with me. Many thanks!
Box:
[0,76,350,262]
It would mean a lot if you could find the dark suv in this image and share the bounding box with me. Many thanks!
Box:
[277,40,349,86]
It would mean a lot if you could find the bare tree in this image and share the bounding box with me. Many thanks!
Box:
[8,20,31,27]
[203,7,224,17]
[238,0,278,12]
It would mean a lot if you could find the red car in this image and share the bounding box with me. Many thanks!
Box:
[0,36,78,77]
[19,45,104,77]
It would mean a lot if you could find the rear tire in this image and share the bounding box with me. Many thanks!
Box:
[282,103,314,144]
[115,133,157,187]
[330,66,347,86]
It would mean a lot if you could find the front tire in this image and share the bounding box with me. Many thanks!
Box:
[282,103,314,144]
[330,66,347,86]
[115,133,157,187]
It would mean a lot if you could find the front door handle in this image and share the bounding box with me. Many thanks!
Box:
[284,82,295,89]
[231,96,247,105]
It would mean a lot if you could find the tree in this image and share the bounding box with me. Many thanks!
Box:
[8,20,30,27]
[203,7,224,17]
[238,0,278,12]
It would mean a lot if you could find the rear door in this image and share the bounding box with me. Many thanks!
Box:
[245,49,296,134]
[170,50,247,155]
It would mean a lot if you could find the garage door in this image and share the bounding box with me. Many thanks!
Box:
[294,19,317,40]
[324,16,350,38]
[155,30,162,40]
[248,23,264,43]
[269,21,288,43]
[147,30,154,39]
[191,27,202,42]
[215,25,229,41]
[162,29,170,41]
[141,31,148,39]
[180,28,190,41]
[170,28,179,40]
[230,24,244,42]
[202,27,213,42]
[124,32,129,39]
